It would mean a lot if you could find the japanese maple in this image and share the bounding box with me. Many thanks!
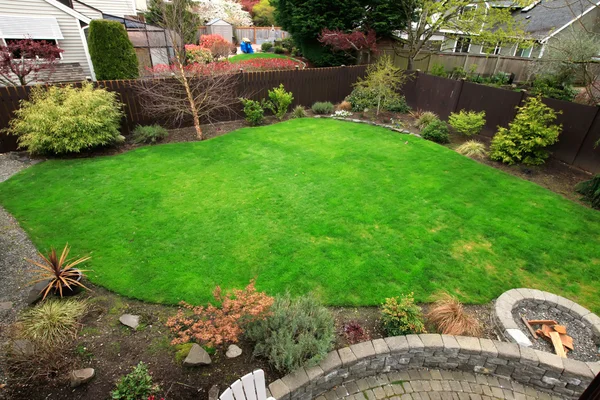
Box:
[0,39,63,86]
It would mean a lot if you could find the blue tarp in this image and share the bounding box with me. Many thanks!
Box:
[240,42,254,54]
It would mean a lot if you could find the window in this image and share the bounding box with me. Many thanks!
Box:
[454,37,471,53]
[514,46,532,58]
[481,42,501,55]
[3,39,60,59]
[459,4,477,20]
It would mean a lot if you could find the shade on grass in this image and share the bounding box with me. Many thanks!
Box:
[1,119,599,311]
[229,53,295,62]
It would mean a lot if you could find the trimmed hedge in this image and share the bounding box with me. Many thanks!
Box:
[88,20,139,80]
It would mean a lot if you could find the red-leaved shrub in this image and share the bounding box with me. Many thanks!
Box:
[342,320,370,344]
[166,280,274,347]
[199,34,232,59]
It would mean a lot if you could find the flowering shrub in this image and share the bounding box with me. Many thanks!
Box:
[147,58,301,77]
[185,44,213,64]
[166,280,274,347]
[333,110,352,118]
[199,34,232,59]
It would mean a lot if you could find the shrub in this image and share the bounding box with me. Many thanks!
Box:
[264,84,294,120]
[200,34,231,59]
[347,86,409,113]
[337,101,352,111]
[282,37,295,52]
[425,293,482,336]
[185,44,213,64]
[421,119,450,144]
[430,63,447,77]
[132,125,169,145]
[88,20,138,80]
[273,46,285,54]
[456,141,487,159]
[576,175,600,209]
[166,280,273,347]
[291,105,307,119]
[353,56,406,115]
[448,110,486,136]
[490,96,561,165]
[20,300,88,348]
[380,293,425,336]
[415,111,439,130]
[8,83,123,155]
[261,42,273,52]
[342,321,370,345]
[111,362,159,400]
[245,293,335,374]
[312,101,335,115]
[240,98,265,126]
[530,77,577,102]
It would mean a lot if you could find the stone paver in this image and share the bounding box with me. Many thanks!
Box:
[320,369,566,400]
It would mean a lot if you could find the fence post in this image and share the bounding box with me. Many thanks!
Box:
[452,78,466,113]
[493,56,500,75]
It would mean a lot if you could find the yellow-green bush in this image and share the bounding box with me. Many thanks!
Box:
[8,83,123,155]
[490,96,561,165]
[380,293,425,336]
[448,110,486,136]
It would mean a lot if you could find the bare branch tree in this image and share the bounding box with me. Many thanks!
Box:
[137,65,241,130]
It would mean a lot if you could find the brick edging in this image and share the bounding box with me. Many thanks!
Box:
[268,334,600,400]
[494,288,600,347]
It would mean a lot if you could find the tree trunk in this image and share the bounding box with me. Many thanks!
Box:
[407,57,415,71]
[176,61,203,140]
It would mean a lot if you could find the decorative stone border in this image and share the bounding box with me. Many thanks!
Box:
[494,288,600,348]
[313,115,418,137]
[267,334,600,400]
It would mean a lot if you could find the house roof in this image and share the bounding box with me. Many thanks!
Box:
[206,18,231,26]
[43,0,92,23]
[512,0,599,40]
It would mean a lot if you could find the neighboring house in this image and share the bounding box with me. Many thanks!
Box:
[0,0,95,81]
[0,0,168,84]
[435,0,600,58]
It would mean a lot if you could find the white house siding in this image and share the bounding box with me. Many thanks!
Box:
[135,0,148,12]
[0,0,93,78]
[80,0,136,17]
[73,1,103,19]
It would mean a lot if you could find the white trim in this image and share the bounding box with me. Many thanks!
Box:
[43,0,92,24]
[80,25,95,81]
[480,41,501,55]
[513,45,532,57]
[542,0,600,41]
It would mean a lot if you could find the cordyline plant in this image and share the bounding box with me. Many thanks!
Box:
[166,280,274,347]
[0,38,63,86]
[27,244,90,300]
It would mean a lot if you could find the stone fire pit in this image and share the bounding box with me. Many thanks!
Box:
[494,288,600,362]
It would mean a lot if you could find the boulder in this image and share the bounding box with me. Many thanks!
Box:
[27,280,51,304]
[226,344,242,359]
[70,368,95,388]
[10,339,35,356]
[208,385,219,400]
[183,344,211,367]
[119,314,140,330]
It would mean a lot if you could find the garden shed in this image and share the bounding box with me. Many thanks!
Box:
[206,18,233,43]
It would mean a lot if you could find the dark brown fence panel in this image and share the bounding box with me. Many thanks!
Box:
[400,71,419,108]
[541,98,599,165]
[414,73,461,119]
[455,82,523,137]
[572,109,600,173]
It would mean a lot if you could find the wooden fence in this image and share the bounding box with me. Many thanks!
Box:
[402,72,600,173]
[0,67,598,173]
[0,66,368,153]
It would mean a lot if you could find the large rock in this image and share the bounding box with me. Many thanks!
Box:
[27,280,51,304]
[119,314,140,330]
[10,339,35,356]
[226,344,242,359]
[70,368,95,388]
[183,344,211,367]
[208,385,220,400]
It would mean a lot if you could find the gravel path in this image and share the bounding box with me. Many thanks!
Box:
[0,153,42,385]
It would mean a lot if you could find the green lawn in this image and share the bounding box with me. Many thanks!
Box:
[229,53,295,62]
[1,119,599,311]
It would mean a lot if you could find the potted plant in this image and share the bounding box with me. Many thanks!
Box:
[27,244,90,300]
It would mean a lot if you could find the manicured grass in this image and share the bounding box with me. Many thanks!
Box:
[229,53,294,62]
[1,119,599,311]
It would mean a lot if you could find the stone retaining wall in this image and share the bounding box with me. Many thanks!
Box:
[493,288,600,348]
[267,334,600,400]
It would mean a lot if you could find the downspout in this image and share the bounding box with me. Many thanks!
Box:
[80,24,97,81]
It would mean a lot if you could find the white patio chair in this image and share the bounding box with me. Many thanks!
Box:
[219,369,275,400]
